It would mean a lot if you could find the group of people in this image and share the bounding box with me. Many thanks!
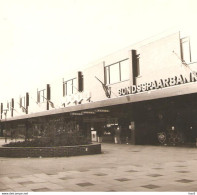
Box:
[114,125,130,144]
[96,124,130,144]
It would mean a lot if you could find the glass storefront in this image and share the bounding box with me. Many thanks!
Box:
[2,92,197,147]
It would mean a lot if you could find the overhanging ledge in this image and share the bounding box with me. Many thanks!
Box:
[1,82,197,122]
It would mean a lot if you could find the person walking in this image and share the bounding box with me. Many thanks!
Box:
[115,125,121,144]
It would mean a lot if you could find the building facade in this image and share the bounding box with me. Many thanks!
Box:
[1,31,197,146]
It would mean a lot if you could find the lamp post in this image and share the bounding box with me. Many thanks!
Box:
[3,109,8,143]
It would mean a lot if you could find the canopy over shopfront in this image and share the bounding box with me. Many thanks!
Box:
[1,80,197,122]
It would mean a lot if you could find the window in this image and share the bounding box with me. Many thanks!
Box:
[181,37,191,64]
[19,96,27,113]
[120,59,130,81]
[105,59,129,84]
[110,62,120,83]
[6,102,10,110]
[19,97,25,107]
[37,89,46,103]
[105,66,110,84]
[63,78,77,96]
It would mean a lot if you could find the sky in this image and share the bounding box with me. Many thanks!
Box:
[0,0,197,102]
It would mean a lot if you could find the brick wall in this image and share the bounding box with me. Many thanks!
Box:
[0,143,101,158]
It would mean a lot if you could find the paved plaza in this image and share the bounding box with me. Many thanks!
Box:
[0,139,197,192]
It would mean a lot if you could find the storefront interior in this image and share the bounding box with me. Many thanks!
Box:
[1,93,197,147]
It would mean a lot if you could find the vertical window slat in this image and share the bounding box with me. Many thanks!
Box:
[63,82,65,97]
[119,62,121,81]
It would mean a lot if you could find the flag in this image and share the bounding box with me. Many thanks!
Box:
[48,100,55,108]
[95,76,111,98]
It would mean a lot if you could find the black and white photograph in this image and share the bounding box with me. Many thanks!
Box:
[0,0,197,193]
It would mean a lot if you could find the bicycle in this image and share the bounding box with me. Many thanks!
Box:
[157,130,183,145]
[157,132,167,144]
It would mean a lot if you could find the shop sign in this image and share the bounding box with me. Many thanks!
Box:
[65,91,91,105]
[119,72,197,96]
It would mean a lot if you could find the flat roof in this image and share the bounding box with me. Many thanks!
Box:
[1,81,197,122]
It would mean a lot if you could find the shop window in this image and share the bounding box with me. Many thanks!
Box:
[181,37,191,64]
[63,78,77,96]
[105,59,129,84]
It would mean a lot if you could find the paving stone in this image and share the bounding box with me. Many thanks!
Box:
[59,176,74,180]
[115,178,131,182]
[23,182,49,190]
[176,171,190,173]
[175,165,187,167]
[8,176,19,179]
[0,188,15,192]
[18,181,35,185]
[6,183,24,188]
[76,182,94,187]
[46,183,65,190]
[32,187,50,192]
[0,177,14,184]
[46,173,57,175]
[57,171,69,176]
[141,184,161,189]
[1,143,197,192]
[105,184,127,191]
[62,185,84,192]
[0,182,7,187]
[59,178,84,185]
[27,176,47,183]
[126,169,138,172]
[133,164,143,167]
[46,178,67,185]
[33,173,51,178]
[147,174,163,177]
[79,169,89,172]
[80,184,108,192]
[11,187,33,192]
[94,173,108,176]
[176,179,194,183]
[158,184,192,191]
[0,187,9,191]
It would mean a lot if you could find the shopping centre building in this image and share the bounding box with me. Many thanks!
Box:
[1,31,197,146]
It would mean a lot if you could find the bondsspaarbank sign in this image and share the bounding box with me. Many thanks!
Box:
[118,72,197,96]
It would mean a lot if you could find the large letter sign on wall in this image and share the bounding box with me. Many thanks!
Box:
[64,91,91,105]
[118,72,196,96]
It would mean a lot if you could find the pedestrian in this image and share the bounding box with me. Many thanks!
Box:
[115,125,121,144]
